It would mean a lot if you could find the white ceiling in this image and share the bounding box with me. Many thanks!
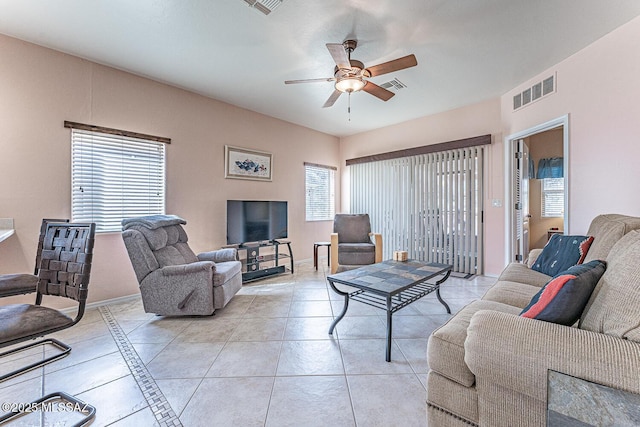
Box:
[2,1,640,137]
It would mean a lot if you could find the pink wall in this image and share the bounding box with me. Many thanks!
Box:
[0,35,339,308]
[501,15,640,235]
[3,13,640,300]
[340,14,640,275]
[339,99,506,275]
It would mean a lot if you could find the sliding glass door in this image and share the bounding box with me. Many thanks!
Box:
[350,147,484,275]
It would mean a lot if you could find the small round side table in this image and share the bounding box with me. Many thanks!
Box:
[313,242,331,271]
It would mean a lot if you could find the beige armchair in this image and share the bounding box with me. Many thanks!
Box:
[330,214,382,274]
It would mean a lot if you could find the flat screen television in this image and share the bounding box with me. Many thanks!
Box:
[226,200,288,245]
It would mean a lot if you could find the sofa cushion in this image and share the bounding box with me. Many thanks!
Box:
[584,214,640,262]
[497,262,551,288]
[337,243,375,265]
[531,234,593,276]
[427,300,522,387]
[481,280,543,308]
[520,260,606,325]
[580,230,640,342]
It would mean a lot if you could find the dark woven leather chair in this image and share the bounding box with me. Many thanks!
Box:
[0,222,97,425]
[0,218,68,298]
[0,222,96,378]
[0,218,69,298]
[330,214,382,274]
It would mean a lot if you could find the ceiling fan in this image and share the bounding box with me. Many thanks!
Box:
[285,40,418,108]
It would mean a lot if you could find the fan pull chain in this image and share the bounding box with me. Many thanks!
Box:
[348,92,351,121]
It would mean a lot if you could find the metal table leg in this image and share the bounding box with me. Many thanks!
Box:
[328,279,349,335]
[386,296,393,362]
[434,270,452,314]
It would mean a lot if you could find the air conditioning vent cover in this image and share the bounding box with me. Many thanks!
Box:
[379,78,407,91]
[242,0,283,15]
[513,73,556,112]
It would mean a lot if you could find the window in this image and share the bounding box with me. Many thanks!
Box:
[542,178,564,218]
[71,128,166,232]
[305,162,335,221]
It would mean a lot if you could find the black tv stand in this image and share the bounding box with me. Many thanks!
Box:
[230,240,293,283]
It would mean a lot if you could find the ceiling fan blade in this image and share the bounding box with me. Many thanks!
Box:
[365,54,418,77]
[326,43,351,70]
[362,81,395,101]
[285,77,335,84]
[322,89,342,108]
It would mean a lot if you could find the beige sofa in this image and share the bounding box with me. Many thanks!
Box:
[426,214,640,426]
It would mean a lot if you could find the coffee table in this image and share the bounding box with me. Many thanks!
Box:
[327,260,452,362]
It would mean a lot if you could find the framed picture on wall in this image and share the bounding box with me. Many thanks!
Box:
[224,145,273,181]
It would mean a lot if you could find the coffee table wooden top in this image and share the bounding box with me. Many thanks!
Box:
[327,260,452,296]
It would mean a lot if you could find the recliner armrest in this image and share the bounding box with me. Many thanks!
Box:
[161,261,215,276]
[197,248,238,263]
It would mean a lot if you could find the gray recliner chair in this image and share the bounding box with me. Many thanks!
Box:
[121,215,242,316]
[330,213,382,274]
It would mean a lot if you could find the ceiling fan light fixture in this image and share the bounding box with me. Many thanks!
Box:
[335,77,366,93]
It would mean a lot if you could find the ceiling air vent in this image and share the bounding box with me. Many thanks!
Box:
[379,78,407,91]
[513,73,556,112]
[243,0,283,15]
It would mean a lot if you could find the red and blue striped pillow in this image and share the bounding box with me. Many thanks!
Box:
[521,260,606,325]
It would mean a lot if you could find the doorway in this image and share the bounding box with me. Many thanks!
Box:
[504,115,569,265]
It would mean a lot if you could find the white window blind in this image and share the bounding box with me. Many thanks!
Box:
[542,178,564,218]
[350,147,484,275]
[71,129,166,232]
[305,163,335,221]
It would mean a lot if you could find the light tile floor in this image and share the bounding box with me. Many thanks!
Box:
[0,259,495,427]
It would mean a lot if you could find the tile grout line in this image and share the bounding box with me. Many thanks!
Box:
[99,306,183,427]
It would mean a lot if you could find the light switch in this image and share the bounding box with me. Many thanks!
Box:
[492,199,503,208]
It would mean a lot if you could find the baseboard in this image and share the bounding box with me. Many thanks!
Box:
[60,293,140,314]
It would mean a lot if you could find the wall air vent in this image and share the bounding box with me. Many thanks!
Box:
[243,0,283,15]
[513,73,556,112]
[379,78,407,91]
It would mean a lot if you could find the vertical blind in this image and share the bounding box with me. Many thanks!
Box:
[305,163,335,221]
[350,147,484,275]
[71,129,166,232]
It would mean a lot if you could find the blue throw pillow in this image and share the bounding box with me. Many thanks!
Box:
[531,234,594,276]
[520,260,606,325]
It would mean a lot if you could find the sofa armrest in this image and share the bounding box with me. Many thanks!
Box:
[526,248,543,268]
[465,310,640,403]
[197,248,238,263]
